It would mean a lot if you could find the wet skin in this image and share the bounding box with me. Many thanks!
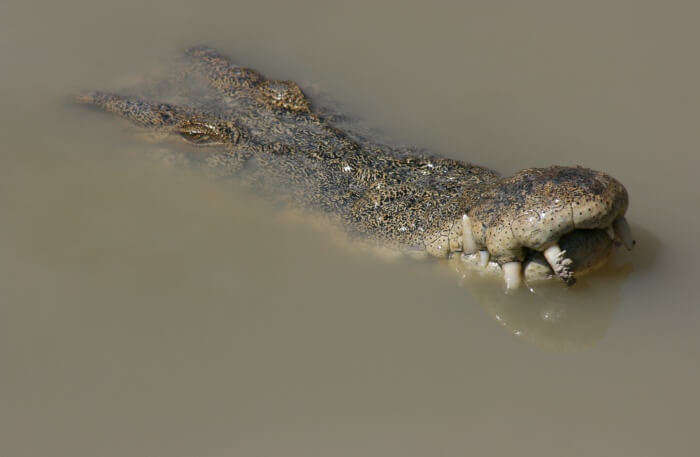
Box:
[77,46,634,290]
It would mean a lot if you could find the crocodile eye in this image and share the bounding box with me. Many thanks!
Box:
[178,122,221,145]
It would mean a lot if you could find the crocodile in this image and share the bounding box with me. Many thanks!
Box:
[76,45,634,290]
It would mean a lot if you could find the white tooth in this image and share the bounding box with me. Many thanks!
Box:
[606,226,616,240]
[479,250,490,267]
[613,216,635,251]
[543,244,564,268]
[503,262,522,290]
[543,244,576,286]
[461,215,478,254]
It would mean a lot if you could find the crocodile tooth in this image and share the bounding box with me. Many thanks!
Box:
[543,244,576,286]
[613,216,635,251]
[503,262,522,290]
[479,250,490,267]
[461,215,478,254]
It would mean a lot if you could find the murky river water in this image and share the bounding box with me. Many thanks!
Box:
[2,1,699,456]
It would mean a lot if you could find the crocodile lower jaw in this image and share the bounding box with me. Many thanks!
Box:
[457,228,620,286]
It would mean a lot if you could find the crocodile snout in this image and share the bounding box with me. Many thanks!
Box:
[507,166,628,249]
[463,166,632,288]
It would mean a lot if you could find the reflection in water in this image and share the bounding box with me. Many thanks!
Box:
[448,225,658,350]
[460,267,626,351]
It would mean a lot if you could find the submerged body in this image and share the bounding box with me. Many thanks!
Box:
[77,46,633,289]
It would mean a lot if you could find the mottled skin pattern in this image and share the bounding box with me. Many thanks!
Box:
[77,46,631,286]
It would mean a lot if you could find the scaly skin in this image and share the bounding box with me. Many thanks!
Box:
[76,46,633,289]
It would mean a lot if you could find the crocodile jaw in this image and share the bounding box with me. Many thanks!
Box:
[458,227,616,284]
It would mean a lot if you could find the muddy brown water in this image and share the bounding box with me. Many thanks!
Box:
[1,1,699,456]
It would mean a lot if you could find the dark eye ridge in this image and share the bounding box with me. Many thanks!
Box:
[178,123,220,145]
[179,131,215,144]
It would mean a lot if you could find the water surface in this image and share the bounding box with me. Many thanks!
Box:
[2,1,699,456]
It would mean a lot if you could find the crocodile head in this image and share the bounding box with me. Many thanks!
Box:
[461,166,633,289]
